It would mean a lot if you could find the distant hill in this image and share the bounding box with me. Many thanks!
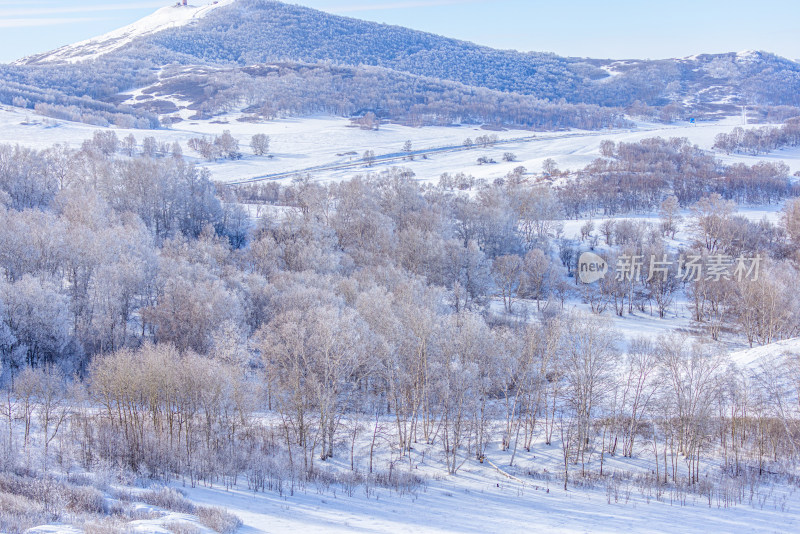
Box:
[4,0,800,129]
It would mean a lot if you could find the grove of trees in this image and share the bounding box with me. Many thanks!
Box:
[1,133,800,525]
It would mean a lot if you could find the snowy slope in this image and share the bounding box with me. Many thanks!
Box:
[177,467,800,534]
[730,337,800,369]
[14,0,236,65]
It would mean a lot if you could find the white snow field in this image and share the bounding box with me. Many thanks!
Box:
[164,388,800,534]
[175,460,800,534]
[730,337,800,368]
[1,104,798,189]
[14,1,237,65]
[21,412,800,534]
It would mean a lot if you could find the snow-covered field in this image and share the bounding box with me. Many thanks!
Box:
[2,105,799,188]
[730,337,800,368]
[177,455,800,534]
[18,401,800,534]
[172,384,800,534]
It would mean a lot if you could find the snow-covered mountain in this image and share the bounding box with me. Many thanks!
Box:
[15,0,236,66]
[13,0,800,112]
[3,0,800,130]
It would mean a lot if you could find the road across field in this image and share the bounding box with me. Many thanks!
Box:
[224,128,638,185]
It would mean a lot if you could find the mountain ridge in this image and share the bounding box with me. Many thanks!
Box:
[15,0,800,110]
[3,0,800,130]
[14,1,237,66]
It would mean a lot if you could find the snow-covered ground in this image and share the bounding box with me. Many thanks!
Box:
[166,394,800,534]
[21,402,800,534]
[2,105,798,188]
[177,460,800,534]
[730,337,800,368]
[172,313,800,534]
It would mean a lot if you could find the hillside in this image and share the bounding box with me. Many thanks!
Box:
[730,337,800,369]
[17,0,589,103]
[14,0,237,65]
[14,1,800,110]
[123,61,629,130]
[3,0,800,130]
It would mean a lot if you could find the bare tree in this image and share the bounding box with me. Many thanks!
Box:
[215,130,240,159]
[32,365,70,469]
[492,254,523,313]
[655,334,725,484]
[250,133,270,156]
[560,312,621,475]
[520,248,553,311]
[362,150,375,167]
[122,134,137,157]
[658,195,682,239]
[689,193,735,253]
[542,158,559,177]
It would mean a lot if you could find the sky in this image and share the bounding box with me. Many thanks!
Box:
[0,0,798,64]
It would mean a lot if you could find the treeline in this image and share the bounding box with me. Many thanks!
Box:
[567,193,800,343]
[558,137,796,217]
[0,61,159,129]
[4,312,800,514]
[713,118,800,155]
[224,143,800,346]
[145,62,629,130]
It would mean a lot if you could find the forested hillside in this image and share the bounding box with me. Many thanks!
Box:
[5,1,800,130]
[133,62,629,129]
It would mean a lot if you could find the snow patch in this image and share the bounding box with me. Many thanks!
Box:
[735,50,762,64]
[730,337,800,369]
[14,0,236,65]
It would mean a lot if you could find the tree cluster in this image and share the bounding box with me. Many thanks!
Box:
[558,137,795,218]
[713,118,800,155]
[2,137,800,508]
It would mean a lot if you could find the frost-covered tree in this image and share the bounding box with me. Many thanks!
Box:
[0,275,71,368]
[250,133,270,156]
[492,254,522,313]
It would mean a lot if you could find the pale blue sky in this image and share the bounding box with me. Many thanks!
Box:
[1,0,798,64]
